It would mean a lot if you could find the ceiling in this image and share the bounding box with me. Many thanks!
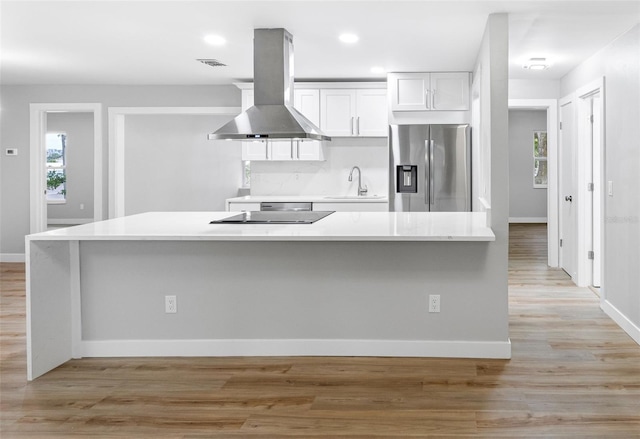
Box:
[1,0,639,85]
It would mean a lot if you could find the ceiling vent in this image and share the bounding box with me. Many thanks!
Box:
[197,59,227,68]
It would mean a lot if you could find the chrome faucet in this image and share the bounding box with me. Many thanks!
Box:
[348,166,368,196]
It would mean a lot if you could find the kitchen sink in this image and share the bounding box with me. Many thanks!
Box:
[323,195,386,200]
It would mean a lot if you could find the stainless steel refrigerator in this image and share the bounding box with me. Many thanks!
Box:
[389,124,471,212]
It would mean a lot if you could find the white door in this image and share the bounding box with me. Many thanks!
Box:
[320,89,356,136]
[355,89,387,136]
[560,100,576,279]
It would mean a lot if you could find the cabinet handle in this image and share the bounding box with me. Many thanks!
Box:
[426,89,430,109]
[265,140,271,160]
[356,117,360,136]
[432,90,436,110]
[295,140,300,160]
[350,116,355,135]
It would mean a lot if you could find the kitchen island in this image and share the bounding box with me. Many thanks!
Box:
[26,211,509,380]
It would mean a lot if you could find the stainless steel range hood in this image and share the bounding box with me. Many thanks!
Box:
[208,28,330,142]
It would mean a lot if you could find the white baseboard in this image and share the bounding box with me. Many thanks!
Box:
[47,218,93,225]
[601,300,640,346]
[509,217,548,223]
[0,253,26,263]
[80,338,512,359]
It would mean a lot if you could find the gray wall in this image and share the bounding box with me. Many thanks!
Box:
[560,25,640,334]
[0,85,239,255]
[469,13,510,343]
[123,114,241,214]
[46,112,95,222]
[508,109,547,220]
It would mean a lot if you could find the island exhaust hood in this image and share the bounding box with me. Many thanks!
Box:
[208,28,331,142]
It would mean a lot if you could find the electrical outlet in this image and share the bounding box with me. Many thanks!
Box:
[165,295,177,313]
[428,294,440,313]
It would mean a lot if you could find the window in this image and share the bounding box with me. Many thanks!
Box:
[533,130,547,188]
[46,132,67,203]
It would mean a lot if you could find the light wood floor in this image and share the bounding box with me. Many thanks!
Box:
[1,224,639,437]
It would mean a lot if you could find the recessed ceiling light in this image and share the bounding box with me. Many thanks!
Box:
[204,34,227,46]
[371,66,386,74]
[523,57,549,70]
[339,33,359,44]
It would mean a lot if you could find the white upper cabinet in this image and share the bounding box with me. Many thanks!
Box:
[389,73,431,111]
[355,89,388,136]
[294,89,321,126]
[320,89,357,136]
[389,72,470,112]
[320,88,387,137]
[431,73,470,111]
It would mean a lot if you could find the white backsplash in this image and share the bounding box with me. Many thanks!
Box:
[250,137,389,197]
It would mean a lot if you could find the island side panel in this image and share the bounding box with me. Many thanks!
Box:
[78,240,509,357]
[26,239,75,380]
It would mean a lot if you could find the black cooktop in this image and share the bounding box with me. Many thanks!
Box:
[210,211,334,224]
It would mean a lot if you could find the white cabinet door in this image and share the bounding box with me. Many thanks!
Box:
[355,89,388,136]
[294,89,320,126]
[269,140,294,161]
[296,141,324,161]
[242,141,269,160]
[320,89,357,136]
[431,72,470,111]
[389,73,431,111]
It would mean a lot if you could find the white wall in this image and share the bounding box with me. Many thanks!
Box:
[509,79,560,100]
[123,114,241,214]
[560,24,640,342]
[508,109,547,221]
[46,112,95,223]
[250,137,388,197]
[0,85,239,256]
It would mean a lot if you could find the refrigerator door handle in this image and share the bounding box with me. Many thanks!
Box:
[425,140,430,205]
[430,140,435,205]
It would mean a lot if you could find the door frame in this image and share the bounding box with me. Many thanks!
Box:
[575,78,605,288]
[508,99,559,267]
[29,103,103,234]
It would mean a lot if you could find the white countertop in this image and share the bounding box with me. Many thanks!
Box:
[227,195,389,203]
[28,212,494,242]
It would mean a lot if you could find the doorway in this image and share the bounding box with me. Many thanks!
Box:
[558,77,605,289]
[508,99,559,268]
[30,103,103,234]
[45,112,96,230]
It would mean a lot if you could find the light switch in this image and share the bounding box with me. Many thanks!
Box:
[5,148,18,156]
[607,181,613,197]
